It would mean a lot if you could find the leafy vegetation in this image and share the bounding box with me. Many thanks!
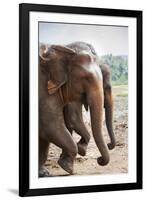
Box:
[100,54,128,85]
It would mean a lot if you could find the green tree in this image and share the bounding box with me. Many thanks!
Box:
[100,54,128,85]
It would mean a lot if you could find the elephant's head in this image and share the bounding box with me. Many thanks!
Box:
[39,44,110,166]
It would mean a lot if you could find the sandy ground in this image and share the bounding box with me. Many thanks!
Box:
[45,95,128,176]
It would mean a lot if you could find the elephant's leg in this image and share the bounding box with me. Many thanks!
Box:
[73,123,90,156]
[104,85,116,149]
[64,119,90,156]
[39,136,50,177]
[63,107,74,135]
[64,103,90,156]
[48,124,78,174]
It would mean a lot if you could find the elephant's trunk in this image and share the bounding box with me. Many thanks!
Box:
[104,87,116,149]
[88,81,110,166]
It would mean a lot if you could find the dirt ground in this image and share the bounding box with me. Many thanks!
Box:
[45,88,128,176]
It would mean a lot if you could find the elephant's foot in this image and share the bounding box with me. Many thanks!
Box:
[39,166,51,177]
[58,156,74,175]
[107,141,116,150]
[77,142,88,156]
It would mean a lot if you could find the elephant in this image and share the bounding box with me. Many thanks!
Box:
[63,64,115,157]
[62,42,115,157]
[39,42,110,177]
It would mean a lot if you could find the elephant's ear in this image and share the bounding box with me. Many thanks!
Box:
[48,77,67,95]
[39,44,56,61]
[47,45,76,95]
[40,44,75,95]
[48,80,58,95]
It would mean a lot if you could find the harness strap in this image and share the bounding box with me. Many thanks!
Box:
[58,82,69,106]
[59,87,64,105]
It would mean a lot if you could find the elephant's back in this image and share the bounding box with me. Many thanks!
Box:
[67,41,97,55]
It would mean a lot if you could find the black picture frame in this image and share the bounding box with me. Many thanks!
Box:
[19,3,143,197]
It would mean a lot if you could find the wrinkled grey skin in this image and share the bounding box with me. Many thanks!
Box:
[39,42,110,177]
[63,42,115,157]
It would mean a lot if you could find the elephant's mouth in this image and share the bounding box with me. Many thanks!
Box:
[81,93,89,111]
